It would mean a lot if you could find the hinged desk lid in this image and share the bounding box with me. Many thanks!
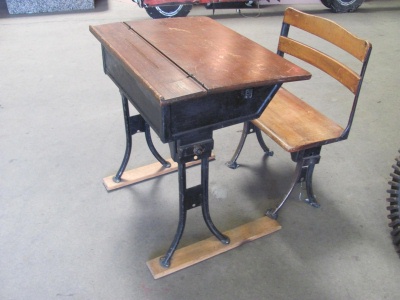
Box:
[90,17,311,104]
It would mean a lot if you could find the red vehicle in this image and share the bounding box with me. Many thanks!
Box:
[131,0,365,19]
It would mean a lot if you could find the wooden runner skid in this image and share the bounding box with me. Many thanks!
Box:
[147,216,281,279]
[103,154,215,191]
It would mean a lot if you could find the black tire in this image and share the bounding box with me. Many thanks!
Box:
[145,5,192,19]
[387,150,400,257]
[320,0,364,12]
[320,0,332,9]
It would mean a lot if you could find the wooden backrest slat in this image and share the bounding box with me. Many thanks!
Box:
[278,36,360,94]
[275,7,372,140]
[283,7,371,62]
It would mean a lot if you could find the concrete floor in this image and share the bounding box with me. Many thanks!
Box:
[1,0,399,299]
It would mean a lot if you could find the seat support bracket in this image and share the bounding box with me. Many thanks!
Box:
[265,147,321,219]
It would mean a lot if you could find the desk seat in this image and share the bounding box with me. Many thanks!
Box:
[227,8,372,220]
[252,88,344,153]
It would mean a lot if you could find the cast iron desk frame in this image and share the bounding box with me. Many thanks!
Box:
[90,17,311,268]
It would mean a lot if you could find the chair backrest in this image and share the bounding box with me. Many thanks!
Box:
[277,7,372,139]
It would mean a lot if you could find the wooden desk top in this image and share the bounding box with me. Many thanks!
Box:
[90,17,310,105]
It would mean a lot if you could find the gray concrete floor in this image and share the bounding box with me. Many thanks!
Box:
[1,0,399,299]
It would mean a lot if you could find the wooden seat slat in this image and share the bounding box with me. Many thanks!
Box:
[252,88,344,152]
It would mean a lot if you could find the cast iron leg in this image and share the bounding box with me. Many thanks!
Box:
[160,136,230,268]
[265,149,320,219]
[226,122,250,169]
[113,94,132,183]
[145,123,171,168]
[159,162,187,268]
[201,157,230,244]
[113,93,170,183]
[302,158,320,208]
[227,122,273,170]
[160,157,229,268]
[255,127,273,155]
[265,160,303,220]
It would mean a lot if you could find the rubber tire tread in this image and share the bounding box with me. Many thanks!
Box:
[319,0,364,12]
[387,150,400,256]
[145,5,192,19]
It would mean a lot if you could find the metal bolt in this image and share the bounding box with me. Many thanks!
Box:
[193,145,204,156]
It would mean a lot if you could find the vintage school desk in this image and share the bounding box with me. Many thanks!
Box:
[90,16,310,278]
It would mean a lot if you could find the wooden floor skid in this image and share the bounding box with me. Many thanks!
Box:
[147,216,281,279]
[103,155,215,191]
